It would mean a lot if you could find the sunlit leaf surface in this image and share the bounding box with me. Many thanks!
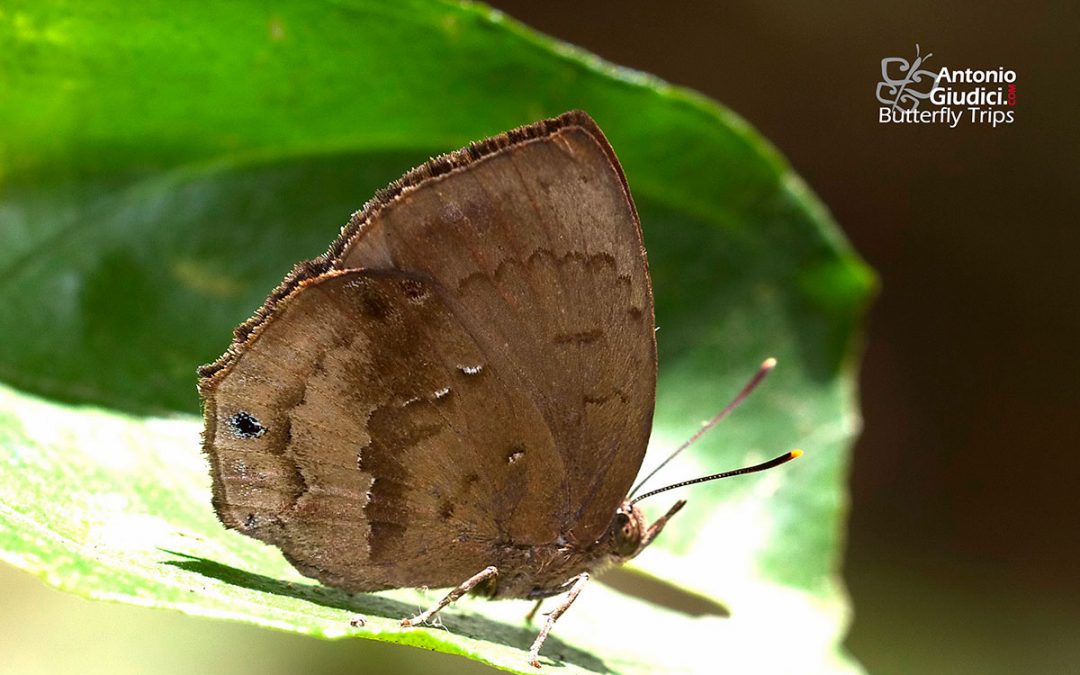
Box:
[0,1,873,672]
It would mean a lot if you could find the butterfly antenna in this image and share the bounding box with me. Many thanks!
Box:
[628,358,777,499]
[631,450,802,504]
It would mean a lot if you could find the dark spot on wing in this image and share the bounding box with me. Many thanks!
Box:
[553,329,603,344]
[229,411,266,439]
[439,497,455,519]
[399,278,430,303]
[355,284,393,319]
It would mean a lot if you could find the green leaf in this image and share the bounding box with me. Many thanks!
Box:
[0,1,874,673]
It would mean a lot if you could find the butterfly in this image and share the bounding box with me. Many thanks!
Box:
[198,110,797,668]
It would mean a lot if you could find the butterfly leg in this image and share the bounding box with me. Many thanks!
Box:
[527,572,589,668]
[401,565,498,627]
[524,598,543,624]
[523,575,579,623]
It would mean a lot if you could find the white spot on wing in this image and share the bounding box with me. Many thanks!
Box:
[434,387,451,400]
[458,364,483,375]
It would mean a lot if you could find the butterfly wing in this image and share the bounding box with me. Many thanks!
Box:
[201,269,567,591]
[336,111,656,547]
[199,112,656,591]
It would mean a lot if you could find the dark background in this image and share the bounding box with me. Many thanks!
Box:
[486,1,1080,673]
[3,3,1076,674]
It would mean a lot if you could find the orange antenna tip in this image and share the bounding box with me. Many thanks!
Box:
[791,449,803,458]
[762,357,777,369]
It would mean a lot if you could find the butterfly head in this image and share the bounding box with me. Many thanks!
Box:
[607,502,646,559]
[604,499,687,562]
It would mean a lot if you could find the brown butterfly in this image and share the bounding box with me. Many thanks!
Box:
[198,110,798,668]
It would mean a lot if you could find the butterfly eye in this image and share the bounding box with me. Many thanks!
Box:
[611,512,638,556]
[612,512,628,530]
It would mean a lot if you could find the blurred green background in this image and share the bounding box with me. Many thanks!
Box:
[2,1,1078,674]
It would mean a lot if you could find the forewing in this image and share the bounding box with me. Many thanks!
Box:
[200,269,563,592]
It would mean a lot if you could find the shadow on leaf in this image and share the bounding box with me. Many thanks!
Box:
[162,550,611,673]
[598,566,729,618]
